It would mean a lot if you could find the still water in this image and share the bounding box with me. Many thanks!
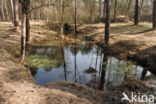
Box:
[27,41,152,90]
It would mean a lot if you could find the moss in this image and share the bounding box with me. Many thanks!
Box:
[111,61,136,76]
[84,67,97,74]
[26,55,63,71]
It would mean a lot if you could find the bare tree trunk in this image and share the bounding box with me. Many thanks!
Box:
[13,0,20,28]
[153,0,156,29]
[74,0,77,83]
[134,0,139,25]
[114,0,117,22]
[74,0,77,34]
[11,0,20,31]
[60,1,64,37]
[37,9,40,21]
[26,0,30,51]
[4,1,10,21]
[99,0,102,19]
[127,0,132,16]
[46,1,49,23]
[105,0,110,46]
[140,68,147,80]
[21,13,26,64]
[103,0,106,20]
[139,0,144,15]
[1,0,5,21]
[11,0,14,22]
[20,0,31,64]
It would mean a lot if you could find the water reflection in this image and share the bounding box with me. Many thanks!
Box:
[99,54,106,90]
[28,42,153,89]
[60,43,67,81]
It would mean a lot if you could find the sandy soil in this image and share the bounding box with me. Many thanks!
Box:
[0,49,92,104]
[0,22,155,104]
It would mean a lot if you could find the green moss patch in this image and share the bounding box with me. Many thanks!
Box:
[112,61,136,76]
[26,55,63,71]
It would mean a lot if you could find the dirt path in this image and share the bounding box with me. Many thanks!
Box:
[0,49,95,104]
[0,22,155,104]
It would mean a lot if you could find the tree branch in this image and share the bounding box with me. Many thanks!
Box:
[28,4,54,13]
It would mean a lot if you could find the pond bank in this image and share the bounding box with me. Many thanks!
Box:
[0,22,155,104]
[0,49,155,104]
[26,41,154,89]
[81,23,156,75]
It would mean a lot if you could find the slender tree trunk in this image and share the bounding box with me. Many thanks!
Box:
[11,0,20,31]
[46,1,49,23]
[74,0,77,83]
[139,0,144,15]
[103,0,106,20]
[13,0,20,28]
[114,0,117,22]
[105,0,110,46]
[11,0,14,22]
[26,0,30,51]
[1,0,5,21]
[20,0,27,64]
[21,13,26,64]
[99,0,102,19]
[75,0,77,34]
[140,68,147,80]
[153,0,156,29]
[134,0,139,25]
[37,9,40,21]
[127,0,132,17]
[4,1,10,21]
[60,1,64,37]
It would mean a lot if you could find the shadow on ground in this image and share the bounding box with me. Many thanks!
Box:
[104,40,156,75]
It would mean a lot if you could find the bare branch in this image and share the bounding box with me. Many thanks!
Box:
[28,4,54,13]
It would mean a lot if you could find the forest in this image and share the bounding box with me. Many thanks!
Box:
[0,0,156,104]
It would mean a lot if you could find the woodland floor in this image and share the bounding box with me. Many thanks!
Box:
[0,22,155,104]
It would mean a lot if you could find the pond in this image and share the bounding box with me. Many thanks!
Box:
[26,41,152,90]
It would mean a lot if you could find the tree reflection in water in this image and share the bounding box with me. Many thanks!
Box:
[99,54,107,90]
[60,42,67,81]
[27,42,153,88]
